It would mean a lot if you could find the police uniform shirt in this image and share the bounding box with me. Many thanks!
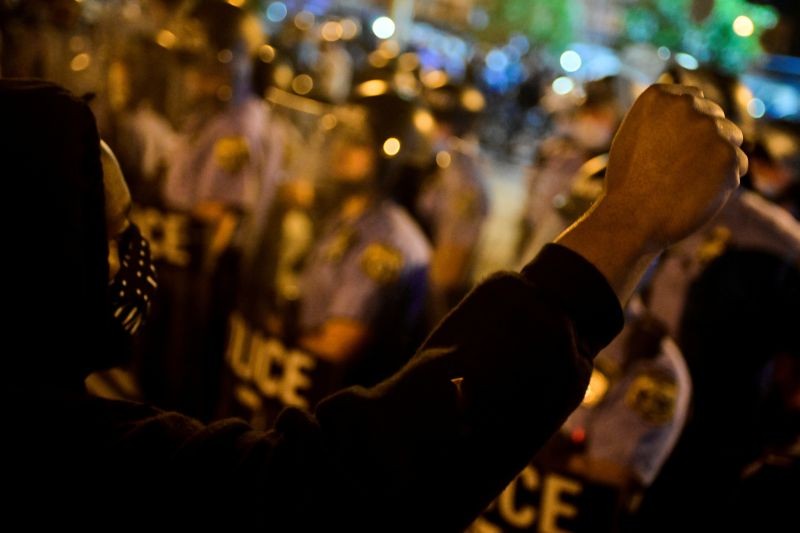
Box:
[162,96,281,215]
[563,321,692,486]
[517,137,590,263]
[416,139,488,261]
[300,200,430,334]
[219,196,421,427]
[648,189,800,336]
[135,99,287,419]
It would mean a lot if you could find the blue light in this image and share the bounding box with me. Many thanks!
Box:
[509,35,530,55]
[771,87,800,118]
[469,8,490,30]
[266,2,287,23]
[742,73,800,121]
[486,50,509,72]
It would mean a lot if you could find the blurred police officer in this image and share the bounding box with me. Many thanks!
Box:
[221,112,431,429]
[416,81,489,321]
[129,1,286,419]
[568,308,690,475]
[162,2,281,227]
[472,305,691,533]
[298,123,431,382]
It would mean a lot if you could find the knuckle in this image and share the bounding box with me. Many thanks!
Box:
[692,109,719,133]
[715,117,744,144]
[696,109,725,127]
[697,98,726,118]
[736,146,749,174]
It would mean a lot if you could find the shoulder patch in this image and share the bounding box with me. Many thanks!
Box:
[214,136,251,174]
[360,243,404,284]
[625,370,678,425]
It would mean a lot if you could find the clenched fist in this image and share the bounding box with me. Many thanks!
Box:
[604,83,748,250]
[555,83,747,302]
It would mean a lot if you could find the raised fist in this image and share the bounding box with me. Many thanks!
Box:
[603,83,748,251]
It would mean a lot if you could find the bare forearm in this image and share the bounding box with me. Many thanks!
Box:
[555,196,660,305]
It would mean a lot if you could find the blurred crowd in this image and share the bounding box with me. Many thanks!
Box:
[1,0,798,531]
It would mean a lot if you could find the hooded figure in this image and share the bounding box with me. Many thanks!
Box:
[2,79,117,386]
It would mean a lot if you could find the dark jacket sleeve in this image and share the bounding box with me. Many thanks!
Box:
[309,243,623,529]
[116,244,622,530]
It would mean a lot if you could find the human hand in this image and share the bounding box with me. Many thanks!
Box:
[601,83,747,251]
[554,84,747,302]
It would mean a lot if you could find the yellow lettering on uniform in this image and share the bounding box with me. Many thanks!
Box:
[469,517,503,533]
[252,337,283,399]
[226,313,252,380]
[498,465,540,528]
[539,474,581,533]
[280,350,316,408]
[131,206,190,267]
[234,384,262,410]
[131,208,162,257]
